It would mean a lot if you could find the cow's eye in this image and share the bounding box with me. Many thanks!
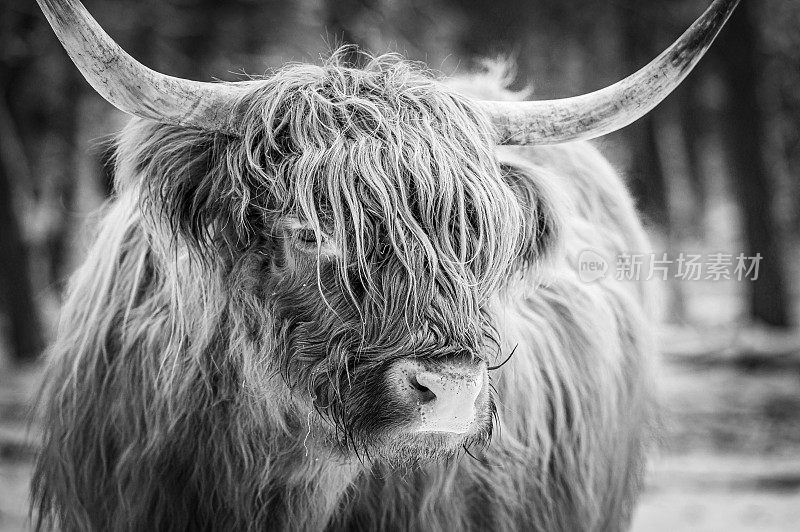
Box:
[296,229,317,245]
[288,225,340,258]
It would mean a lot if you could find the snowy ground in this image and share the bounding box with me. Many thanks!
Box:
[2,325,800,531]
[631,326,800,531]
[0,362,39,532]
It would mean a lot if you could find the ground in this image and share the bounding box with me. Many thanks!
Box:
[632,325,800,531]
[2,325,800,531]
[0,361,39,532]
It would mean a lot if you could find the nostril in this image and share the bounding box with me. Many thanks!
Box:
[409,374,437,403]
[387,360,486,434]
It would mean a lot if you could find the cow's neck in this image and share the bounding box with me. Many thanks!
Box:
[266,443,361,530]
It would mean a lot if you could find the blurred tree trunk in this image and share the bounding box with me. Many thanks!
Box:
[325,0,371,65]
[449,0,538,90]
[619,5,669,229]
[677,71,708,235]
[45,68,81,287]
[626,116,670,228]
[172,0,221,78]
[0,2,45,361]
[716,1,791,327]
[0,116,45,362]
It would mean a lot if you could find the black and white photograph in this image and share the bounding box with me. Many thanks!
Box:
[1,0,799,530]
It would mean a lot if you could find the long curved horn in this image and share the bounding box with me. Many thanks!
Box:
[481,0,740,145]
[37,0,244,135]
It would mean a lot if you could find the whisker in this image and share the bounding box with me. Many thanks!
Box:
[487,344,517,371]
[462,444,480,462]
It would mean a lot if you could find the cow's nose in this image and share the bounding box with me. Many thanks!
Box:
[389,359,485,434]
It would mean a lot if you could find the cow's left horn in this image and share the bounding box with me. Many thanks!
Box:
[37,0,244,135]
[481,0,739,145]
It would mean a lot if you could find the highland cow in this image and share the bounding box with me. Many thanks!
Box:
[31,0,738,530]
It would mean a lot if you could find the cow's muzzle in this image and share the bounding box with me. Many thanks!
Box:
[387,357,486,434]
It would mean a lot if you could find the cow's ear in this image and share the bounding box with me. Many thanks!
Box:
[123,122,256,256]
[500,161,564,267]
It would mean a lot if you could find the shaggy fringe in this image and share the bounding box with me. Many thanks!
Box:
[31,50,656,531]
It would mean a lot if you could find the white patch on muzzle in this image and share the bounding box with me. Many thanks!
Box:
[414,370,483,434]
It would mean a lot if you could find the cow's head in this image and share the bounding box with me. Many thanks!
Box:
[38,0,739,463]
[243,58,543,462]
